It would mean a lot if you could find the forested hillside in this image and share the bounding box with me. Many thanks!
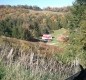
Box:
[0,5,69,40]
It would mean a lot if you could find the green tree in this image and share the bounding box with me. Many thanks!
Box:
[67,0,86,64]
[57,18,62,29]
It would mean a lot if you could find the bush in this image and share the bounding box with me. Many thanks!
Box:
[0,66,5,80]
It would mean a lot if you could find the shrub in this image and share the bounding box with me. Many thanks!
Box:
[0,66,5,80]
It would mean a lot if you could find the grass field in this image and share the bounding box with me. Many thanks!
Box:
[47,28,69,47]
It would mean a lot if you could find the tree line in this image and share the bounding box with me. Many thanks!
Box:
[0,5,70,12]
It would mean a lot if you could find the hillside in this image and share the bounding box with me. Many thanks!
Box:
[0,1,86,80]
[0,35,73,80]
[0,6,69,44]
[0,35,63,57]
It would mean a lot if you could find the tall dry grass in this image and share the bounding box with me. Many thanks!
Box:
[0,42,77,80]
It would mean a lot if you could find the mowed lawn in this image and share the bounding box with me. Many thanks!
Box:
[47,28,69,47]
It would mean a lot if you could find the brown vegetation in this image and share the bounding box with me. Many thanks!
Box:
[0,36,62,58]
[0,36,76,80]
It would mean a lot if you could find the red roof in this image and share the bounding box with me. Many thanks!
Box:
[42,34,52,40]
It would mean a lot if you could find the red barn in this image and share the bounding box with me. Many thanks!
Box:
[42,34,52,41]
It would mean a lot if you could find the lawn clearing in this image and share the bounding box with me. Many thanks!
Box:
[47,28,69,47]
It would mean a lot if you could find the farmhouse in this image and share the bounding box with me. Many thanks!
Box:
[42,34,52,41]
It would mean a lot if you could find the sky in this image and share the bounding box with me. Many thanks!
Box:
[0,0,75,8]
